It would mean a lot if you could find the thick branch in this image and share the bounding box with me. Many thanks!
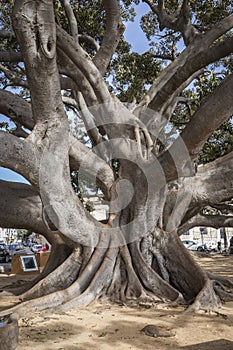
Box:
[178,152,233,230]
[57,47,98,106]
[76,91,105,146]
[0,51,22,63]
[12,0,62,126]
[179,214,233,233]
[0,131,39,186]
[159,75,233,181]
[192,152,233,204]
[0,90,34,130]
[0,89,114,194]
[0,180,47,236]
[56,25,111,105]
[57,25,142,141]
[136,15,233,114]
[12,0,101,247]
[147,36,233,113]
[180,74,233,160]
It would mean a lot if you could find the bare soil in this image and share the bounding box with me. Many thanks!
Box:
[0,253,233,350]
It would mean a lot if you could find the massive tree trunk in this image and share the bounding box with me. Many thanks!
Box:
[0,0,233,324]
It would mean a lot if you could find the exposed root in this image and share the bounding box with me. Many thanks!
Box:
[1,230,232,322]
[4,242,73,296]
[20,246,82,301]
[0,233,115,320]
[186,279,221,313]
[214,283,233,302]
[130,241,183,302]
[53,241,119,313]
[207,272,233,288]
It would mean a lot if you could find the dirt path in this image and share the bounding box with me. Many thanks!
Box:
[1,254,233,350]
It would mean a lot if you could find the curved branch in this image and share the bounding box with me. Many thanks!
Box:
[57,47,98,106]
[179,214,233,233]
[60,0,79,43]
[177,152,233,230]
[136,15,233,114]
[147,35,233,113]
[56,25,142,141]
[93,0,125,75]
[78,34,100,51]
[180,75,233,160]
[0,90,34,130]
[0,89,114,195]
[0,180,57,244]
[143,0,198,45]
[159,75,233,181]
[76,91,105,146]
[56,25,111,104]
[0,131,39,186]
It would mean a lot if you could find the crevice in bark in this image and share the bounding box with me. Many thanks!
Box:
[130,241,182,302]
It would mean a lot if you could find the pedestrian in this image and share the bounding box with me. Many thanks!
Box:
[229,236,233,255]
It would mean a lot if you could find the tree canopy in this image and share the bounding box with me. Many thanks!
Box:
[0,0,233,336]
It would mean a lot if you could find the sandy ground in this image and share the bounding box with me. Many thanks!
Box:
[0,253,233,350]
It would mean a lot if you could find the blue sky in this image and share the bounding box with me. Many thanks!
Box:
[0,2,150,184]
[123,2,149,53]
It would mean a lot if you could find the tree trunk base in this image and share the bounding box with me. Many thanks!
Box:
[0,234,233,320]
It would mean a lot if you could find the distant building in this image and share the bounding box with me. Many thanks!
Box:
[83,195,109,221]
[180,227,233,247]
[0,228,18,243]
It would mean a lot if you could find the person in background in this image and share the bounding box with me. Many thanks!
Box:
[217,241,221,253]
[229,236,233,255]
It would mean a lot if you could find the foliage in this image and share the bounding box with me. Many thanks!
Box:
[198,119,233,164]
[110,52,161,102]
[171,72,233,163]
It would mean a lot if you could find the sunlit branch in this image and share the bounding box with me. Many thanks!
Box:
[93,0,125,75]
[0,131,39,186]
[60,0,79,43]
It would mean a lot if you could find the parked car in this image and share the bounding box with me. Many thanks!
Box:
[181,240,207,252]
[0,246,11,263]
[0,243,8,250]
[8,243,21,256]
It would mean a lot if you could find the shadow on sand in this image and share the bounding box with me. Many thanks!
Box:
[181,339,233,350]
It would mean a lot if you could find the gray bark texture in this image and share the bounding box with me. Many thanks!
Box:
[0,0,233,327]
